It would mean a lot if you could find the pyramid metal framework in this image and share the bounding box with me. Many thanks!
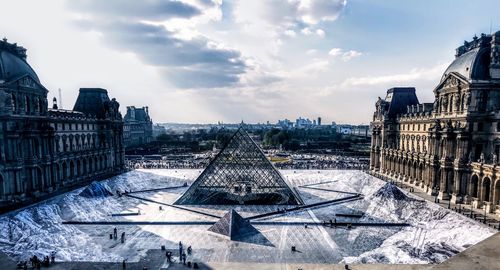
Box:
[175,127,302,205]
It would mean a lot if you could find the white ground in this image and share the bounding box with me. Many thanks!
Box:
[0,169,494,264]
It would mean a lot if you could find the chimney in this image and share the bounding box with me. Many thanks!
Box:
[491,31,500,79]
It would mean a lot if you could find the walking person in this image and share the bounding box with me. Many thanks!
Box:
[121,232,126,243]
[178,241,183,259]
[50,251,56,264]
[113,227,118,240]
[182,252,186,265]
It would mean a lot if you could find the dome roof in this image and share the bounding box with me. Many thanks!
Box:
[0,45,40,84]
[440,46,490,82]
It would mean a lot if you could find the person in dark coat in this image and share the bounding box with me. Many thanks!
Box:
[178,241,183,259]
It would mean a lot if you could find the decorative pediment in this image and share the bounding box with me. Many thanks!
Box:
[434,72,469,92]
[10,74,48,92]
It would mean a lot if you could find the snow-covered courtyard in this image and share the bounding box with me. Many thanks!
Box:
[0,169,495,264]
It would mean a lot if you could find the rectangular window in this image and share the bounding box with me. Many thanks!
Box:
[474,144,483,161]
[496,145,500,161]
[477,122,484,132]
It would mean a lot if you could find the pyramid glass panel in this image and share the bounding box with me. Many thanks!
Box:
[175,127,302,205]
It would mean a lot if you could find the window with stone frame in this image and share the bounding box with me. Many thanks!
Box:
[477,122,484,132]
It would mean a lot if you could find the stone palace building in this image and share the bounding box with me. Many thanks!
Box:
[370,32,500,215]
[123,106,153,147]
[0,39,125,212]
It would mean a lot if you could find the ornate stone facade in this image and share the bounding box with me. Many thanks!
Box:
[123,106,153,147]
[0,39,125,212]
[370,32,500,215]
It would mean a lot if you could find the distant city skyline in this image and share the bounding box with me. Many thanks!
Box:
[1,0,499,124]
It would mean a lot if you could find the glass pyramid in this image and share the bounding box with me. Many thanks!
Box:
[208,209,259,240]
[175,127,302,205]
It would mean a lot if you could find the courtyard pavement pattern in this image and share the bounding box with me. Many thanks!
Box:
[0,170,497,269]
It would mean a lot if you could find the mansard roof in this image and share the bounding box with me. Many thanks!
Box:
[384,87,419,118]
[73,88,111,117]
[124,107,151,122]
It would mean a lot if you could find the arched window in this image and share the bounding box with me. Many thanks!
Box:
[482,177,491,202]
[470,175,479,197]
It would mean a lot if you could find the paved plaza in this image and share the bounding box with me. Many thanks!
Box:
[0,169,496,268]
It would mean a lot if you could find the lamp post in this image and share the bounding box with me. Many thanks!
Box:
[483,205,487,224]
[447,172,451,209]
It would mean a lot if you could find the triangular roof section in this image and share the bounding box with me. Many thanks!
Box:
[175,126,303,205]
[5,74,48,92]
[434,72,470,92]
[208,209,259,240]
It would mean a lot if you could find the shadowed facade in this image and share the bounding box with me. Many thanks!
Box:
[0,39,125,213]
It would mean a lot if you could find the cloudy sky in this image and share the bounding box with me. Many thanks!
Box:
[1,0,499,124]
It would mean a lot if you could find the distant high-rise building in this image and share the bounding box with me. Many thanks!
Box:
[317,117,322,126]
[277,119,293,129]
[295,117,313,128]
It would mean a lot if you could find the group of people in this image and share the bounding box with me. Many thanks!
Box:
[17,252,55,270]
[116,189,134,197]
[113,227,126,243]
[127,160,208,170]
[167,241,192,265]
[274,158,369,170]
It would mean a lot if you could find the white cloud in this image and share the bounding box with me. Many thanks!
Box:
[301,27,313,35]
[298,0,347,24]
[300,27,325,37]
[306,49,317,55]
[315,29,325,38]
[328,47,342,56]
[341,50,362,61]
[328,48,362,61]
[68,0,248,89]
[340,62,448,87]
[233,0,346,39]
[284,29,297,37]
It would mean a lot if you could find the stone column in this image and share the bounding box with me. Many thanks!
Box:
[451,170,462,204]
[438,167,451,200]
